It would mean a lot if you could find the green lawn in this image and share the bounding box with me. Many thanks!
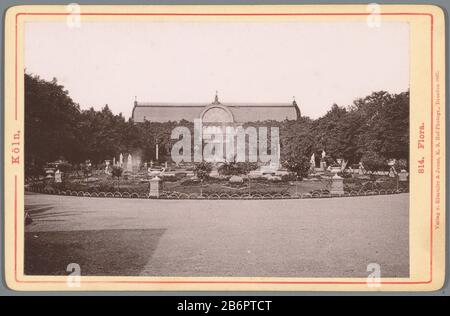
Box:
[25,228,165,275]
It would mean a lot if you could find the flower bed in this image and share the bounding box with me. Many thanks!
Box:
[25,171,408,200]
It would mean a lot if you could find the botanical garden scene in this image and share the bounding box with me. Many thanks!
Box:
[25,74,409,201]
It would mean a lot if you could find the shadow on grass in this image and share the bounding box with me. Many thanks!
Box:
[25,228,166,276]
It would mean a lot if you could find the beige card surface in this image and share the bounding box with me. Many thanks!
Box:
[3,4,446,291]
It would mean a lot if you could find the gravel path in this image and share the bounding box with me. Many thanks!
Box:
[25,193,409,277]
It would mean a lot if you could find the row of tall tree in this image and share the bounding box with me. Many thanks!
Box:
[25,73,409,176]
[279,90,409,168]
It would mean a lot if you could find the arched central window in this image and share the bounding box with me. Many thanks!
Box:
[201,106,233,123]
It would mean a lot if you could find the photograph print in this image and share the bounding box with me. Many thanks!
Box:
[23,12,410,281]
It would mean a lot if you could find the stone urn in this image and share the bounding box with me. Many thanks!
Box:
[398,170,409,182]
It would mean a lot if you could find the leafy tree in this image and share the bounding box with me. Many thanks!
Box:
[77,105,128,163]
[25,74,82,175]
[24,73,409,175]
[352,91,409,161]
[280,119,315,164]
[312,104,359,162]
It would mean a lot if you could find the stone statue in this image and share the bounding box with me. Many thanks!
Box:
[55,169,62,183]
[310,153,316,172]
[127,154,133,172]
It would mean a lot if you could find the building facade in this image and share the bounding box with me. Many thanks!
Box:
[131,93,301,123]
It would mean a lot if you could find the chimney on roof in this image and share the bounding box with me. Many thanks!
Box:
[134,96,138,106]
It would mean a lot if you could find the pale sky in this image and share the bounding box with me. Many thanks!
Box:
[25,21,409,119]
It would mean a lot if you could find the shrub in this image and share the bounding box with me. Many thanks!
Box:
[394,159,408,171]
[194,162,213,180]
[323,155,335,166]
[218,162,258,176]
[94,183,118,193]
[360,151,389,172]
[181,178,200,186]
[174,172,187,179]
[162,175,178,182]
[283,155,310,179]
[281,174,298,182]
[338,171,352,178]
[238,162,259,174]
[81,163,92,179]
[26,164,45,181]
[57,161,73,173]
[111,166,123,180]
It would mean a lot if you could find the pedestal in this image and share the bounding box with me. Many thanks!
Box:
[331,174,344,195]
[55,171,62,183]
[149,177,161,197]
[209,169,219,178]
[398,170,409,182]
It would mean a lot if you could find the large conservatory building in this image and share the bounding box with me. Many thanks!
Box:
[131,93,301,123]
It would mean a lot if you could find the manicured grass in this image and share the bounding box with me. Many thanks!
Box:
[25,228,166,275]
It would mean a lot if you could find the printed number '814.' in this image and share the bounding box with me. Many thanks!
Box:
[418,158,425,174]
